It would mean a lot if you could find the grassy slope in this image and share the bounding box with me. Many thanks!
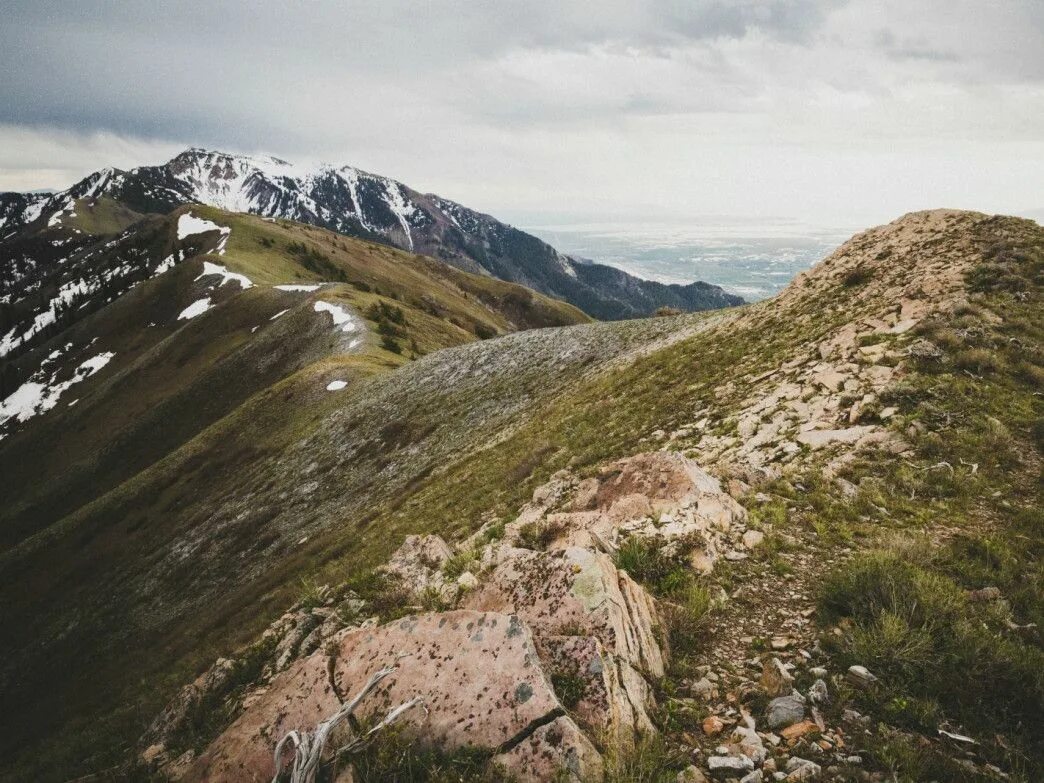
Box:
[0,206,591,779]
[3,211,1039,781]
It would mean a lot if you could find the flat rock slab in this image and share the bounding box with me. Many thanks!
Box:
[183,610,594,782]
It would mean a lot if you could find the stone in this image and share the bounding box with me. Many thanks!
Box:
[143,657,238,751]
[456,571,479,590]
[141,743,165,765]
[796,426,875,449]
[539,633,655,748]
[463,546,662,746]
[740,771,764,783]
[742,530,766,549]
[703,715,726,736]
[731,725,768,766]
[464,546,664,677]
[691,677,718,700]
[493,715,604,782]
[766,696,805,730]
[677,764,710,783]
[846,665,878,688]
[182,611,598,783]
[808,679,829,705]
[784,757,822,781]
[383,534,453,593]
[780,720,820,741]
[760,657,794,697]
[812,368,846,392]
[708,755,755,778]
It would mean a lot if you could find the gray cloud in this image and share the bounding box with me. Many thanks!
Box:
[1,0,1042,224]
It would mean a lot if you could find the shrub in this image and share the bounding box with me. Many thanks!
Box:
[442,550,477,580]
[350,727,502,782]
[514,520,565,550]
[550,672,587,709]
[662,582,713,655]
[603,734,686,783]
[952,347,1004,375]
[818,550,1044,755]
[381,334,402,354]
[843,267,871,287]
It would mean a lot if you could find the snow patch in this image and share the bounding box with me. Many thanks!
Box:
[195,260,252,289]
[326,380,348,391]
[152,253,179,277]
[269,308,290,321]
[0,351,114,430]
[275,284,322,292]
[178,297,213,320]
[177,212,229,240]
[313,301,359,333]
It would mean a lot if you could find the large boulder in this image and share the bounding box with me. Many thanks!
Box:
[489,452,747,576]
[182,611,599,782]
[463,546,663,748]
[464,546,664,677]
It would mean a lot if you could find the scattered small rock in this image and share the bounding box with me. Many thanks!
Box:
[677,765,710,783]
[760,657,794,698]
[766,695,806,730]
[846,665,878,688]
[703,715,725,736]
[708,755,755,778]
[808,679,829,705]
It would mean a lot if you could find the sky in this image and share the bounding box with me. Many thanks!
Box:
[2,0,1042,227]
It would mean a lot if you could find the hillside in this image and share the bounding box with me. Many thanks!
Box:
[0,149,744,320]
[0,210,1041,783]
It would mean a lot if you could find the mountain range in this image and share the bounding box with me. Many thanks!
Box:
[0,149,743,321]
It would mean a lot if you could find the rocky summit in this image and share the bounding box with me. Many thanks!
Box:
[0,206,1041,783]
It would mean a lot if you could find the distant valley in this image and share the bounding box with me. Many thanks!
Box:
[527,219,857,300]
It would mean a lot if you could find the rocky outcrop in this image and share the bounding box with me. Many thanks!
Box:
[182,611,600,782]
[147,450,753,781]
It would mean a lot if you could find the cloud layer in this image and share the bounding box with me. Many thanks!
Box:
[2,0,1042,223]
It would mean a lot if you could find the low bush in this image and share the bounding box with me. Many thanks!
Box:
[514,519,565,550]
[819,550,1044,758]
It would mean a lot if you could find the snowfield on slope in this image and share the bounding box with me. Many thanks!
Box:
[178,297,213,320]
[0,352,115,432]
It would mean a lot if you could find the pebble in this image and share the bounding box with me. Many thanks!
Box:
[846,665,878,687]
[808,678,829,705]
[708,755,755,778]
[702,715,725,736]
[766,695,806,729]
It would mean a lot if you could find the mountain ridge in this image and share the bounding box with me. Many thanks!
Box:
[1,207,1040,782]
[0,149,744,320]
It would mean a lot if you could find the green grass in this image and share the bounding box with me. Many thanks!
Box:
[814,217,1044,778]
[348,728,505,782]
[4,212,1040,781]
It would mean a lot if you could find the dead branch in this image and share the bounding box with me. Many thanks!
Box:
[271,662,425,783]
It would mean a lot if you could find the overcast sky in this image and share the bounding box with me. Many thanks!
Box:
[2,0,1042,226]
